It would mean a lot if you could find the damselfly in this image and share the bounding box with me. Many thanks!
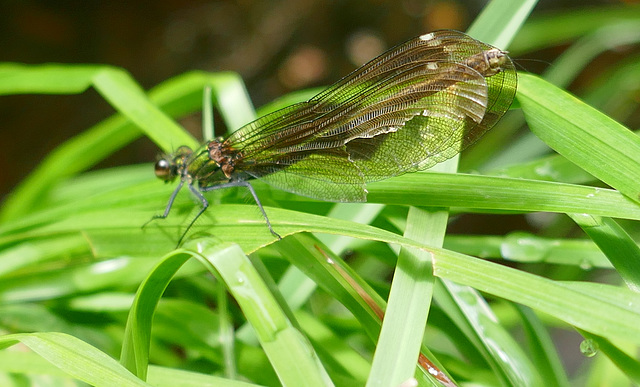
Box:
[150,30,517,243]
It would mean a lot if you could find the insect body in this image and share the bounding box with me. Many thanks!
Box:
[152,30,517,243]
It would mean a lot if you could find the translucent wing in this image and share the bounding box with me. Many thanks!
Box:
[220,30,517,201]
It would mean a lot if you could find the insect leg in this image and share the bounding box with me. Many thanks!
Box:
[142,179,185,228]
[201,181,282,239]
[178,183,210,246]
[243,181,282,240]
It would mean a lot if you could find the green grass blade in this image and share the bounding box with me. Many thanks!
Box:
[578,330,640,384]
[0,67,252,222]
[511,4,640,54]
[147,364,264,387]
[0,347,260,387]
[543,21,640,87]
[469,0,537,46]
[91,67,196,150]
[432,251,640,344]
[444,233,612,268]
[120,238,332,385]
[435,281,542,386]
[0,332,150,386]
[187,240,333,387]
[294,310,371,383]
[0,63,101,94]
[273,234,386,339]
[120,253,192,379]
[568,214,640,292]
[516,306,571,387]
[517,73,640,203]
[367,207,440,387]
[363,173,640,219]
[3,170,640,258]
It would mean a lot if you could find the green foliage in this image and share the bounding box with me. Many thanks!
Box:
[2,0,640,386]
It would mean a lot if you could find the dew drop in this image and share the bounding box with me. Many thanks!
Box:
[580,339,598,357]
[579,259,593,271]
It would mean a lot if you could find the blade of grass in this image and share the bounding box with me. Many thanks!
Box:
[435,281,542,386]
[469,0,536,47]
[578,330,640,384]
[0,350,261,387]
[543,21,640,86]
[444,232,612,268]
[369,1,537,381]
[516,306,571,387]
[432,250,640,344]
[367,207,441,387]
[568,214,640,292]
[295,310,371,383]
[120,238,332,385]
[362,173,640,218]
[510,4,640,54]
[188,240,333,386]
[3,172,640,263]
[0,67,254,222]
[147,364,264,387]
[517,73,640,203]
[0,332,150,387]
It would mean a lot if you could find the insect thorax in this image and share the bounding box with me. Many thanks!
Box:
[207,139,240,179]
[465,48,508,77]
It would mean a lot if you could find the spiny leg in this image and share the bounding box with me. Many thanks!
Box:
[201,180,282,239]
[142,179,185,228]
[143,179,211,247]
[177,183,210,246]
[244,181,282,239]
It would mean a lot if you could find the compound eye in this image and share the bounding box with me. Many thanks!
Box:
[154,159,174,181]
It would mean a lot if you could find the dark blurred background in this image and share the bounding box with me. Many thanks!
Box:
[0,0,624,202]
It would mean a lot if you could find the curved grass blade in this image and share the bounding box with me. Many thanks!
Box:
[0,68,254,222]
[0,332,150,387]
[120,238,332,386]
